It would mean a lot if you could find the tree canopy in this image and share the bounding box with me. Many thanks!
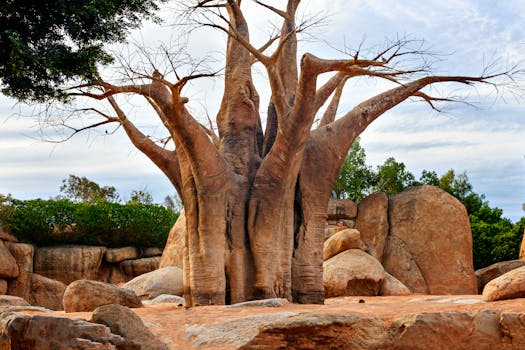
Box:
[0,0,164,102]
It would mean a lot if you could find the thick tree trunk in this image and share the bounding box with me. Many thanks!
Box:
[88,1,500,307]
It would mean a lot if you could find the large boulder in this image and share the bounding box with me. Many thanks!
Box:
[159,212,185,268]
[382,235,429,293]
[355,192,389,260]
[379,272,411,296]
[29,273,66,311]
[323,228,366,261]
[326,199,357,220]
[323,249,385,298]
[475,260,525,294]
[0,240,18,279]
[123,266,184,298]
[6,242,34,300]
[62,279,143,312]
[91,304,169,350]
[121,257,160,277]
[483,266,525,302]
[34,246,107,285]
[388,185,477,294]
[0,311,130,349]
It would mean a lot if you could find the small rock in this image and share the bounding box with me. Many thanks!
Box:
[63,279,142,312]
[91,304,169,350]
[326,199,357,220]
[379,272,411,296]
[123,266,183,298]
[105,247,138,263]
[141,247,163,257]
[121,257,160,277]
[144,294,185,305]
[323,228,366,261]
[226,298,289,308]
[483,266,525,302]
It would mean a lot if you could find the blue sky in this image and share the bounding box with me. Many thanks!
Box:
[0,0,524,221]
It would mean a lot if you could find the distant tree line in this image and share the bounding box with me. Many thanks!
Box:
[334,139,525,270]
[0,175,180,247]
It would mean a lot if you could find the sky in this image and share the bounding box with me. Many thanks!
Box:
[0,0,524,221]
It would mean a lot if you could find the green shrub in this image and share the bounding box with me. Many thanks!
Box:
[0,198,178,248]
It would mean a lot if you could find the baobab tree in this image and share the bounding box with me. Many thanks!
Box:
[3,1,518,306]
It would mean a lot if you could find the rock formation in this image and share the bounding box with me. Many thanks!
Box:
[62,279,143,312]
[123,266,184,299]
[483,266,525,301]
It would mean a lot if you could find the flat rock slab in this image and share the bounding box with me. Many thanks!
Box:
[39,295,525,350]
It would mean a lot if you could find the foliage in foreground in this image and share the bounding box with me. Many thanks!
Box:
[334,140,525,270]
[0,196,178,248]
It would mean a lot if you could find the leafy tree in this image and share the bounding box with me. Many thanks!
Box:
[0,0,164,102]
[332,138,375,201]
[128,189,154,205]
[2,1,515,306]
[163,194,183,213]
[374,157,416,196]
[59,174,119,203]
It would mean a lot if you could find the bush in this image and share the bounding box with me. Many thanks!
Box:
[0,198,178,248]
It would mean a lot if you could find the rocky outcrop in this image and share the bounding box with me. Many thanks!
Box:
[91,304,169,350]
[0,311,130,349]
[34,246,108,285]
[483,266,525,302]
[476,260,525,294]
[123,266,184,298]
[382,235,428,293]
[323,249,385,297]
[379,272,411,296]
[0,295,30,307]
[121,257,160,277]
[326,199,358,220]
[29,273,66,311]
[323,229,366,261]
[105,247,138,263]
[203,313,389,350]
[388,186,477,294]
[0,280,6,295]
[159,212,185,268]
[62,279,143,312]
[389,310,506,350]
[5,242,34,301]
[355,192,389,260]
[0,240,18,279]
